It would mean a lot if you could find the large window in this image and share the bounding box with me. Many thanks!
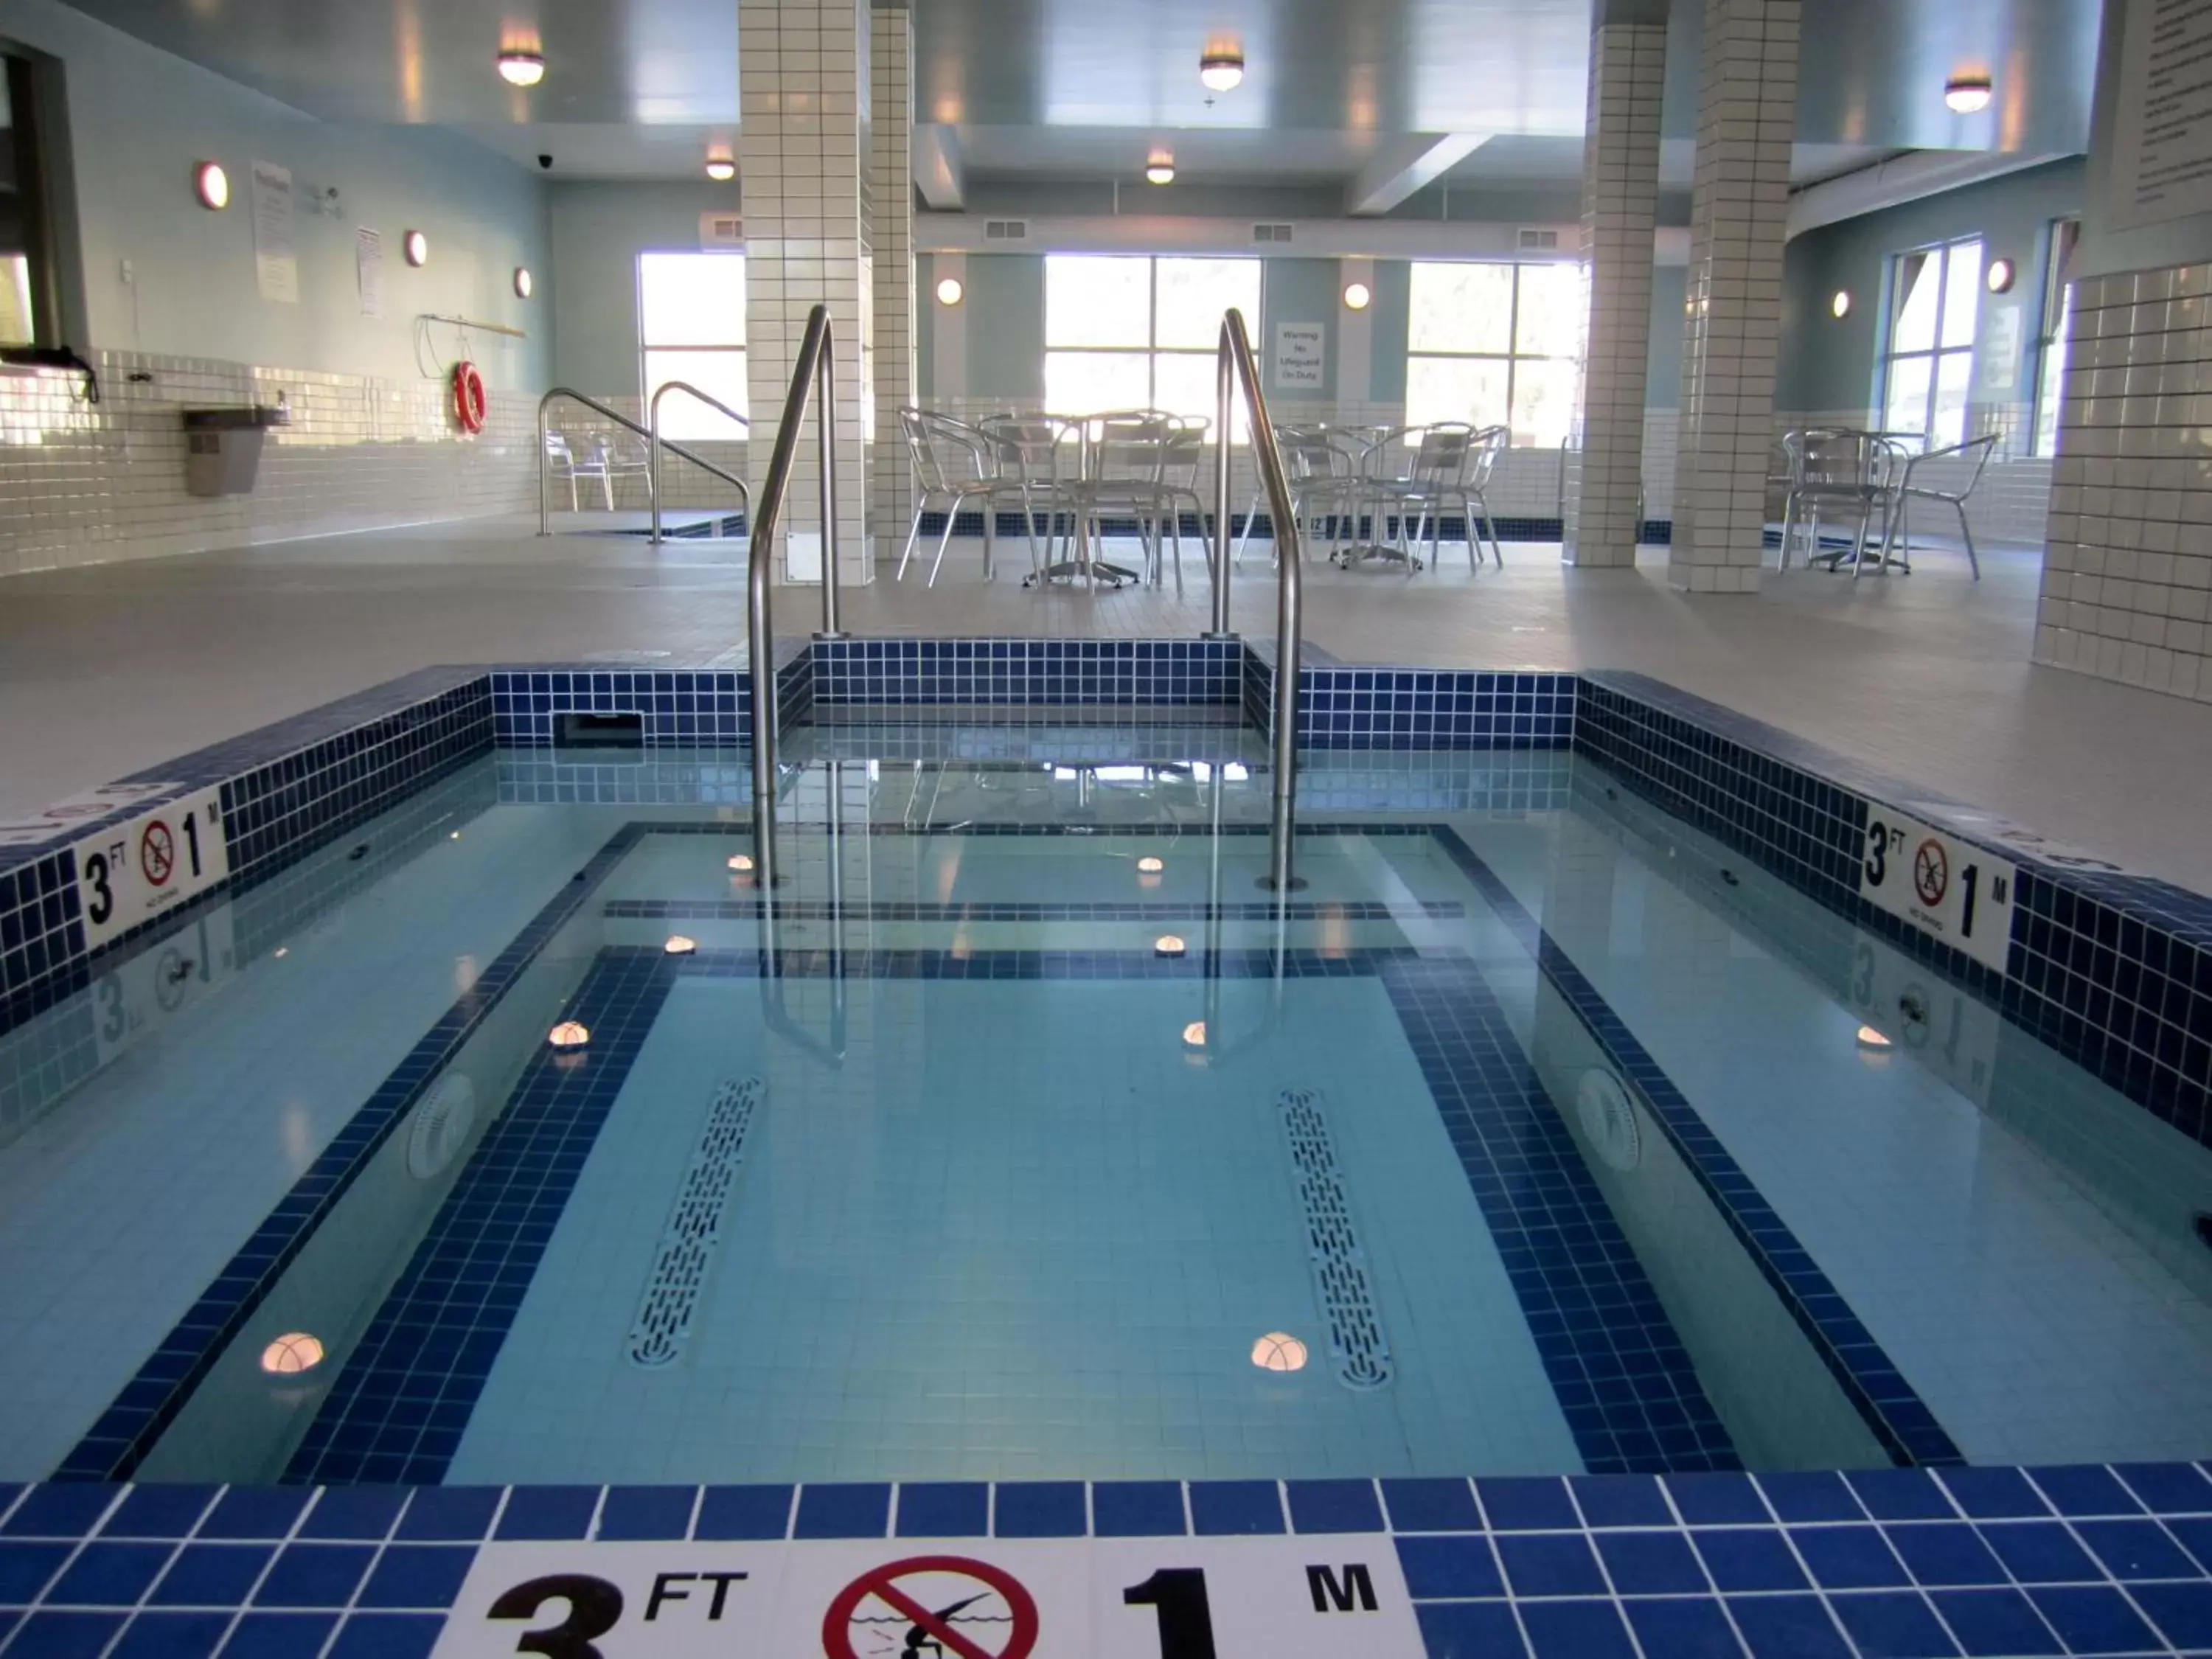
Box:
[2034,218,2081,457]
[1882,237,1982,447]
[1,49,62,349]
[639,251,745,439]
[1043,255,1262,429]
[1405,261,1585,445]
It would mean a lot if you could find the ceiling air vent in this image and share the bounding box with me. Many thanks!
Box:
[1253,223,1294,244]
[700,212,743,248]
[984,218,1029,241]
[1517,227,1563,251]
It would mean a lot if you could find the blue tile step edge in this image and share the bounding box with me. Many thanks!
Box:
[1573,670,2212,1155]
[913,509,1602,545]
[1241,647,1579,751]
[805,636,1247,707]
[7,1469,2212,1659]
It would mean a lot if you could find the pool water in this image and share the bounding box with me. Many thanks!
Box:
[4,733,2209,1491]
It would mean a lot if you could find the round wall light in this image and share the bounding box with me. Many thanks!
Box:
[1182,1020,1208,1049]
[1251,1332,1308,1371]
[936,276,964,306]
[705,156,737,182]
[1343,281,1372,311]
[194,161,230,211]
[1145,151,1176,186]
[1944,74,1993,114]
[726,852,754,874]
[664,935,698,956]
[1137,856,1165,874]
[1155,934,1186,958]
[547,1020,591,1049]
[261,1332,325,1375]
[1986,257,2016,293]
[513,267,534,299]
[1831,289,1852,319]
[1200,46,1246,93]
[497,49,545,88]
[402,229,429,267]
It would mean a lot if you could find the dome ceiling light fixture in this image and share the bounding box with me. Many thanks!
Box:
[497,49,545,88]
[1145,151,1176,186]
[1200,44,1246,93]
[1944,73,1993,114]
[706,154,737,182]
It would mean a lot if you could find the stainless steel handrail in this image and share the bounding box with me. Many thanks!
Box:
[535,387,750,535]
[1210,307,1305,892]
[748,303,846,893]
[647,381,750,546]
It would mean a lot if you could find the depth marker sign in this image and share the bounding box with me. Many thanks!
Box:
[431,1532,1423,1656]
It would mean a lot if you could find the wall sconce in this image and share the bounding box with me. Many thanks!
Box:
[513,268,534,299]
[936,276,964,306]
[1343,281,1371,310]
[1986,258,2015,293]
[194,161,230,211]
[403,230,429,267]
[1831,290,1852,319]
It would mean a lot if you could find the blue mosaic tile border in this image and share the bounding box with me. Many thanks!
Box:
[807,638,1242,706]
[8,1468,2212,1658]
[911,509,1647,549]
[602,897,1465,922]
[1571,670,2212,1153]
[1245,652,1578,751]
[489,668,750,748]
[1431,828,1966,1470]
[53,827,652,1485]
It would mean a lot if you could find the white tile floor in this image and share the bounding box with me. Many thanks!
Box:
[6,520,2211,894]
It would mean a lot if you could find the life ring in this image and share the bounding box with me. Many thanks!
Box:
[451,360,487,434]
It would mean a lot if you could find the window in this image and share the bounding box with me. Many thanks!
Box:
[639,251,745,439]
[2034,218,2081,457]
[1,49,63,349]
[1044,255,1262,433]
[1405,260,1585,445]
[1882,237,1982,448]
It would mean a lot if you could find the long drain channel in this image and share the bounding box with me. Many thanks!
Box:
[629,1075,765,1367]
[1277,1087,1395,1390]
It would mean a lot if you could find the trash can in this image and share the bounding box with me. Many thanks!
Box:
[183,406,291,497]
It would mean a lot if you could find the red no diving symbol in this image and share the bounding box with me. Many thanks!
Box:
[140,819,175,886]
[822,1555,1040,1659]
[1912,838,1949,908]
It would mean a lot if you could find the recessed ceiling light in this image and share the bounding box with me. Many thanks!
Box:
[403,229,428,267]
[1944,74,1993,114]
[1200,46,1245,93]
[498,49,545,88]
[1831,289,1851,319]
[1343,281,1371,311]
[261,1333,325,1375]
[936,276,964,306]
[1145,152,1176,186]
[1986,257,2015,293]
[513,267,533,299]
[193,161,229,211]
[706,156,737,182]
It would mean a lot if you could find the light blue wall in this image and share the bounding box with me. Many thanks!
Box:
[1646,264,1686,411]
[963,256,1045,400]
[548,182,743,394]
[2,0,550,386]
[1260,258,1339,400]
[1777,159,2085,414]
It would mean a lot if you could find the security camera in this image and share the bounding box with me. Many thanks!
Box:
[538,153,553,170]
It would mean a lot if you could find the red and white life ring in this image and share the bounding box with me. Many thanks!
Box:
[451,360,487,434]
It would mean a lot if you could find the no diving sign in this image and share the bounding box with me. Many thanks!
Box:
[431,1533,1424,1656]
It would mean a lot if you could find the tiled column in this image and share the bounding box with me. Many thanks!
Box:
[1669,0,1796,594]
[1563,21,1666,569]
[869,4,915,547]
[741,0,874,586]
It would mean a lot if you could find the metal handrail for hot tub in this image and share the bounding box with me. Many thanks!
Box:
[647,382,750,546]
[1209,307,1305,892]
[535,387,751,535]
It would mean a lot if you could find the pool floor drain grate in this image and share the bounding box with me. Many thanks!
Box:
[629,1075,765,1367]
[1277,1087,1394,1390]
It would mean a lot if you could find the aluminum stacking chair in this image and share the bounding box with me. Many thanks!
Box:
[981,414,1082,585]
[1879,434,1998,579]
[895,408,999,585]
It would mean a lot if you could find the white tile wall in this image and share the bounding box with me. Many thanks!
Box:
[1565,22,1666,569]
[740,0,877,585]
[1669,0,1797,595]
[2036,262,2212,703]
[870,5,916,540]
[0,352,538,576]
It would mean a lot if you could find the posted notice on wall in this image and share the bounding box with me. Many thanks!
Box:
[2110,0,2212,230]
[253,161,299,304]
[1276,322,1325,389]
[356,227,384,317]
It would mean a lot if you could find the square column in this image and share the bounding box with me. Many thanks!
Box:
[1564,21,1667,568]
[870,4,915,546]
[741,0,874,587]
[1669,0,1797,594]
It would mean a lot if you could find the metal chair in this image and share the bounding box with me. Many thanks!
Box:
[1275,427,1366,564]
[544,428,651,511]
[1464,425,1510,568]
[1780,428,1899,574]
[1149,417,1211,594]
[1360,422,1484,573]
[895,408,999,585]
[980,414,1082,585]
[1879,434,1998,580]
[1061,411,1172,588]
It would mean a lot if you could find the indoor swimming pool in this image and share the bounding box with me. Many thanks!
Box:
[7,717,2210,1498]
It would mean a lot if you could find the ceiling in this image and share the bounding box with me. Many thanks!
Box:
[56,0,2098,192]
